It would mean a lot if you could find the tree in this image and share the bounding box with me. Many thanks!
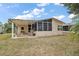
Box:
[4,21,12,33]
[64,3,79,14]
[64,3,79,40]
[0,22,2,26]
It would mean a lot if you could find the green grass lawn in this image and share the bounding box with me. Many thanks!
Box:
[0,33,79,56]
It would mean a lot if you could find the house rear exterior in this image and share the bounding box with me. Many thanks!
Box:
[10,18,70,38]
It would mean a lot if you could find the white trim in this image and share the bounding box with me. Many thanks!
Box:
[12,22,14,38]
[37,22,38,31]
[47,22,49,31]
[42,21,44,31]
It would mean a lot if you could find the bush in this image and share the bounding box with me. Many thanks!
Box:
[69,32,79,41]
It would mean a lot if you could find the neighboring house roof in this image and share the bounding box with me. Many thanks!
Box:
[9,18,65,25]
[62,23,73,26]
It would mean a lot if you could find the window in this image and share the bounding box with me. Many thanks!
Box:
[32,24,34,30]
[48,22,52,31]
[21,27,25,34]
[58,25,63,31]
[43,22,47,31]
[38,22,42,31]
[35,21,52,31]
[32,23,37,31]
[63,26,69,31]
[21,27,24,30]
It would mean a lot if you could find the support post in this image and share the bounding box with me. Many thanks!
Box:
[12,22,14,38]
[47,22,48,31]
[37,22,38,31]
[42,21,44,31]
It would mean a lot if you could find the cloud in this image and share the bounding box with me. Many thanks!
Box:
[37,3,49,7]
[68,14,76,18]
[37,15,41,18]
[15,13,33,19]
[53,3,64,6]
[22,10,29,14]
[15,8,45,19]
[53,15,65,20]
[31,8,45,15]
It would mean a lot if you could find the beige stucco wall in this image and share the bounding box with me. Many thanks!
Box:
[52,19,64,32]
[34,31,64,37]
[16,25,28,35]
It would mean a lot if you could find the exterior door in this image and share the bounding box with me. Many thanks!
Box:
[28,24,31,32]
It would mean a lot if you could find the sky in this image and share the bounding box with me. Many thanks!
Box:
[0,3,75,24]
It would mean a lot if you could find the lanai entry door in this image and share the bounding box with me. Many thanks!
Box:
[28,24,32,32]
[28,24,34,36]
